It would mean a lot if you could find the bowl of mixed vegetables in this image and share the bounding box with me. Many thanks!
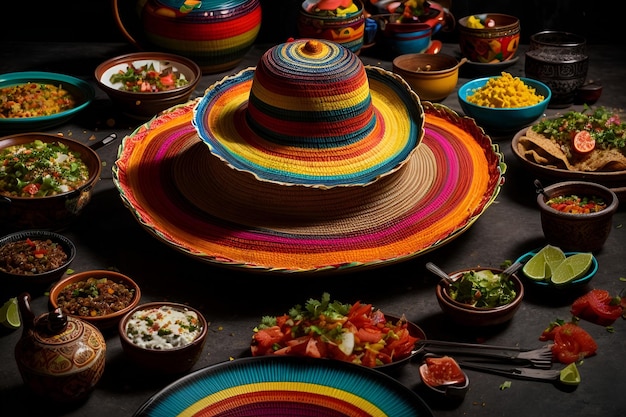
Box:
[0,133,102,232]
[435,267,524,326]
[94,52,201,119]
[250,293,426,371]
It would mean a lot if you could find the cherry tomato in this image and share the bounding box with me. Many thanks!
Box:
[572,130,595,154]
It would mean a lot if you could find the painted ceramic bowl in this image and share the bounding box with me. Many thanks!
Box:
[458,13,520,63]
[94,52,201,119]
[536,181,619,252]
[457,76,551,133]
[297,0,365,54]
[119,301,208,374]
[392,53,462,102]
[49,270,142,330]
[435,267,524,327]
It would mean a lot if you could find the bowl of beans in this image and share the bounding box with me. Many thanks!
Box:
[536,180,619,252]
[118,301,208,374]
[457,72,551,134]
[0,133,102,232]
[0,230,76,288]
[49,270,141,331]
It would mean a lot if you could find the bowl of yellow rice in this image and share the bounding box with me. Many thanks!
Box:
[457,72,551,134]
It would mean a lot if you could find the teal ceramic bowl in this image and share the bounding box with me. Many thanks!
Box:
[515,249,598,289]
[457,76,551,133]
[0,71,94,132]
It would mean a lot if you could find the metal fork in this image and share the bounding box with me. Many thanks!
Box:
[417,340,554,369]
[456,361,562,382]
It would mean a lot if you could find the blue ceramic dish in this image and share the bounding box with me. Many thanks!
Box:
[0,71,94,132]
[515,249,598,289]
[457,76,551,133]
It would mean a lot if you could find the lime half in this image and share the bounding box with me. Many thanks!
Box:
[550,253,593,285]
[523,245,566,281]
[560,363,581,385]
[0,297,20,330]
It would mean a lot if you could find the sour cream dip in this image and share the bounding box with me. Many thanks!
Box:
[124,305,201,349]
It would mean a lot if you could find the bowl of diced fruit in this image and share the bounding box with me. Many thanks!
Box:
[94,52,201,119]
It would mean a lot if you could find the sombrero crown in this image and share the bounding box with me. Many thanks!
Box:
[193,38,425,188]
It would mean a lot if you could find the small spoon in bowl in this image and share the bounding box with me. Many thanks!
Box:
[425,262,457,287]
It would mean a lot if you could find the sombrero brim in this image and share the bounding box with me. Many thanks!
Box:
[191,66,425,187]
[114,100,505,274]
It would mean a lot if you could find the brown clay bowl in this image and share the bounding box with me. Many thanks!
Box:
[537,180,619,252]
[435,267,524,326]
[119,301,208,374]
[49,270,141,330]
[392,53,463,102]
[0,133,102,233]
[94,52,201,119]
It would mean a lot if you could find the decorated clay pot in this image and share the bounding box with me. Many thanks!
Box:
[457,13,520,63]
[525,31,588,108]
[14,293,106,403]
[297,0,366,54]
[113,0,262,73]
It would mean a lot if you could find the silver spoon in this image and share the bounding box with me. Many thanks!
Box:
[425,262,457,287]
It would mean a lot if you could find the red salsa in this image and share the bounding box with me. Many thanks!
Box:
[546,194,607,214]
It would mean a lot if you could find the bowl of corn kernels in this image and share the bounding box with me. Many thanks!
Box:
[457,72,551,134]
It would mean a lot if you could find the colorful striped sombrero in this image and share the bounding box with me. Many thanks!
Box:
[113,100,505,274]
[192,39,425,187]
[134,356,434,416]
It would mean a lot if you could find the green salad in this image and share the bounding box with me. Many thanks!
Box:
[448,270,517,308]
[0,140,90,197]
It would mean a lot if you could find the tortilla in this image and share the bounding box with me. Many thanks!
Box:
[518,127,626,172]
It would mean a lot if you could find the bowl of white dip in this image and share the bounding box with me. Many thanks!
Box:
[118,301,208,374]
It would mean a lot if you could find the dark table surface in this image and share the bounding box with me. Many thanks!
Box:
[1,40,625,417]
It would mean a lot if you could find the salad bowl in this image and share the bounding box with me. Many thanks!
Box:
[94,52,201,119]
[249,293,425,370]
[435,267,524,327]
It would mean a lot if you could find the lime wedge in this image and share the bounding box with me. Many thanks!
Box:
[550,253,593,285]
[559,363,581,385]
[0,297,20,330]
[522,245,566,281]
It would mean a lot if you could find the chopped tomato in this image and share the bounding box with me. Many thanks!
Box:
[22,183,40,195]
[571,289,623,326]
[420,356,466,387]
[356,327,383,343]
[572,130,595,154]
[251,326,284,356]
[160,73,175,86]
[540,322,597,364]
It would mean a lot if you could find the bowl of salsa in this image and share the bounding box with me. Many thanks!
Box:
[537,180,619,252]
